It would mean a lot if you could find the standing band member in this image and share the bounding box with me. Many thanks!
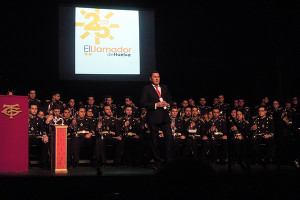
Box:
[140,71,174,169]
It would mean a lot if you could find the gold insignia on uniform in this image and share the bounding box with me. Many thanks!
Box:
[1,104,22,119]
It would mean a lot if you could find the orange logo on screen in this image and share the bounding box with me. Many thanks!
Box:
[1,104,22,119]
[75,8,119,46]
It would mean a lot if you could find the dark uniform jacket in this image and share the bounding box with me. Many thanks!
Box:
[85,105,100,118]
[44,100,64,114]
[170,117,184,135]
[198,105,212,116]
[119,116,141,136]
[98,115,121,136]
[28,98,41,109]
[207,117,228,139]
[251,116,275,137]
[183,116,207,137]
[72,117,94,135]
[228,118,250,139]
[28,114,47,136]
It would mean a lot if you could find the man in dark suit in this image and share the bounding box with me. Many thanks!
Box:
[140,71,174,168]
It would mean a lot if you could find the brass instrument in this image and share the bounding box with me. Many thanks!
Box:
[171,117,177,138]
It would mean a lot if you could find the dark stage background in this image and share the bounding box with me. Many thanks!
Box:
[1,1,299,108]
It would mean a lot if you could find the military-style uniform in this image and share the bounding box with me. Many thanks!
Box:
[119,105,140,118]
[67,106,77,118]
[237,106,251,121]
[139,115,153,165]
[170,116,186,160]
[93,115,123,166]
[254,104,272,116]
[207,117,228,164]
[250,115,275,163]
[85,104,100,118]
[183,116,210,161]
[110,104,118,117]
[215,102,230,119]
[198,105,212,116]
[29,98,41,109]
[44,100,64,115]
[228,118,250,164]
[278,108,296,164]
[70,116,95,167]
[119,115,142,166]
[28,114,49,167]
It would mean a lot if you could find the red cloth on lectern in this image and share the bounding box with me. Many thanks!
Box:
[55,126,67,170]
[0,95,28,172]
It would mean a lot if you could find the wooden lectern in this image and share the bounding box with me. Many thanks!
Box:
[51,125,68,174]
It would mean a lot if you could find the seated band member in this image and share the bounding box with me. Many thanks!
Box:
[28,104,49,168]
[228,110,250,166]
[207,108,228,165]
[184,106,210,162]
[250,106,275,164]
[93,104,123,166]
[70,106,95,167]
[118,96,140,118]
[170,106,186,160]
[119,105,142,166]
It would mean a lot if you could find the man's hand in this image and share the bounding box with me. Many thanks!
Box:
[264,134,270,139]
[85,133,92,139]
[251,125,257,130]
[237,135,243,140]
[180,135,186,140]
[115,136,122,141]
[42,135,48,143]
[231,126,237,131]
[203,136,208,140]
[134,135,140,139]
[156,101,168,108]
[222,135,227,140]
[46,115,53,124]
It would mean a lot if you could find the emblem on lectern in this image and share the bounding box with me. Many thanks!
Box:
[1,104,22,119]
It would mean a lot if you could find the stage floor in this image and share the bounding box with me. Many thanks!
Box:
[1,164,300,200]
[0,163,298,176]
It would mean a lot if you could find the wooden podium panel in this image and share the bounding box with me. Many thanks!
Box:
[0,95,28,172]
[51,125,68,174]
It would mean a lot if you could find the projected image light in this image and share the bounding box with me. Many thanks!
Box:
[75,7,140,74]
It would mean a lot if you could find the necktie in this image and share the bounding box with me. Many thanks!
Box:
[155,85,161,98]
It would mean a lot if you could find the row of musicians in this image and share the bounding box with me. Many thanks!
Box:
[28,103,290,168]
